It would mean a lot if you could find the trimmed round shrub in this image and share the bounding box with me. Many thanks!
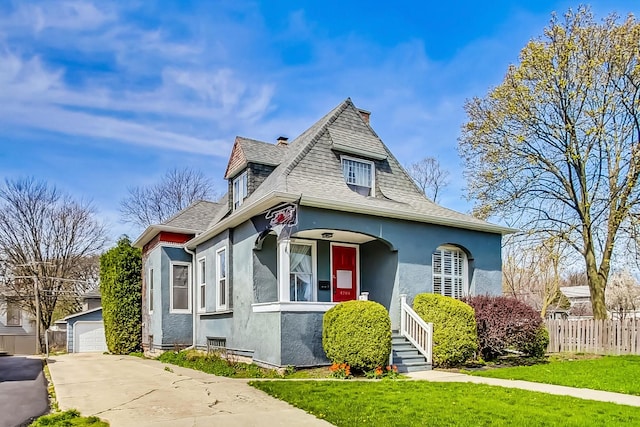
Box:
[464,295,544,360]
[322,301,391,371]
[413,294,478,367]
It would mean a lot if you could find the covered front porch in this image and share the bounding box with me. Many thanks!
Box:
[251,228,397,314]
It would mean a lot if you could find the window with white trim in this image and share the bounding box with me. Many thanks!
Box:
[233,171,248,210]
[170,262,191,312]
[6,298,21,326]
[277,239,317,303]
[216,247,228,310]
[290,243,314,302]
[342,156,374,196]
[148,268,154,313]
[198,258,206,312]
[432,246,467,299]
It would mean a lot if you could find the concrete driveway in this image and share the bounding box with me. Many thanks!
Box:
[47,353,330,427]
[0,356,49,427]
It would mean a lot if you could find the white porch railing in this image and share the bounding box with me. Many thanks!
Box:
[400,294,433,365]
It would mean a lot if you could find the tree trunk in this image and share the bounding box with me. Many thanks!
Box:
[586,268,608,319]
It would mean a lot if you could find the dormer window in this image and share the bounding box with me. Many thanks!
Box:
[233,171,248,209]
[342,156,374,196]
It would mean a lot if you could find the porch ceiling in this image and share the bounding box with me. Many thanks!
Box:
[294,229,376,244]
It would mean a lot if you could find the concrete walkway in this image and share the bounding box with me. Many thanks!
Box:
[47,353,330,427]
[407,369,640,407]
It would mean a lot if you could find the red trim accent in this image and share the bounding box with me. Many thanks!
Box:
[159,231,193,244]
[142,231,194,254]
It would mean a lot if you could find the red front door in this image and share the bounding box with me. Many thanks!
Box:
[332,245,357,302]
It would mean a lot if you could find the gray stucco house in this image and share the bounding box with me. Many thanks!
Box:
[133,99,511,368]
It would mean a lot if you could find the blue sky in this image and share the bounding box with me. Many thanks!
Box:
[1,1,637,242]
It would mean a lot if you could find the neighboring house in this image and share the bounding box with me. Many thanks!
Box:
[133,99,512,368]
[559,285,594,318]
[82,288,102,311]
[63,288,107,353]
[0,295,37,355]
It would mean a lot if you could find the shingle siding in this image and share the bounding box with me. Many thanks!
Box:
[248,163,276,195]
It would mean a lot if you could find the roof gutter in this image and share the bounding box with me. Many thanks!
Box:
[185,190,514,250]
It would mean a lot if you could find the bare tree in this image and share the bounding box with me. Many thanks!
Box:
[459,8,640,319]
[0,178,108,347]
[606,271,640,320]
[406,157,450,202]
[503,237,567,317]
[120,167,217,229]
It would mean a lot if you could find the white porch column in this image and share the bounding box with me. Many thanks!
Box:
[277,239,291,302]
[400,294,407,335]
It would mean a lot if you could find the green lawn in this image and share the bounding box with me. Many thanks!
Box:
[251,381,640,426]
[472,355,640,395]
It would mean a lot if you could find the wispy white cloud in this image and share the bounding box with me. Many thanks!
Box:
[0,1,115,34]
[0,1,276,156]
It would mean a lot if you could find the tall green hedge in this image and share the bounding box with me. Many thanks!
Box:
[413,293,477,367]
[100,236,142,354]
[322,300,391,371]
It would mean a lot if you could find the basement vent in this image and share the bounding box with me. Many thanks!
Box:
[207,336,227,353]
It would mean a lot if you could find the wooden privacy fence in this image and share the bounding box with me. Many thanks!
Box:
[545,319,640,355]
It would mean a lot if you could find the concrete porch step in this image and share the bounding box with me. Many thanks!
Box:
[391,331,431,373]
[395,360,433,373]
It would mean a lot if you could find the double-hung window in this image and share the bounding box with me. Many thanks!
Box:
[233,171,248,210]
[432,246,467,299]
[198,258,206,312]
[216,247,228,310]
[342,156,374,196]
[171,262,191,313]
[289,243,314,302]
[6,298,21,326]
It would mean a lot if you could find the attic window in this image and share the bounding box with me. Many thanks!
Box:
[342,156,374,196]
[233,171,248,209]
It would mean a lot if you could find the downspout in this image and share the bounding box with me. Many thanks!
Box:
[184,246,197,350]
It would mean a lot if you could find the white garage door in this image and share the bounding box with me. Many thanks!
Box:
[74,321,108,353]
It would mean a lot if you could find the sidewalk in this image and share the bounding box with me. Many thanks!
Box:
[407,369,640,407]
[47,353,330,427]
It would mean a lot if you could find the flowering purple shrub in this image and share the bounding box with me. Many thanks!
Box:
[464,295,546,360]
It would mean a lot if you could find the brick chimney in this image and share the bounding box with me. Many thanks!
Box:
[358,108,371,124]
[276,136,289,146]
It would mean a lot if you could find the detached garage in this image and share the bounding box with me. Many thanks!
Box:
[64,307,107,353]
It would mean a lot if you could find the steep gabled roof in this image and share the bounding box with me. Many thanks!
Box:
[187,98,513,248]
[234,98,510,233]
[224,136,288,179]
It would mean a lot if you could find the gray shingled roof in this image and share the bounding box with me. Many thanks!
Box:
[163,200,226,231]
[238,137,287,166]
[227,98,502,232]
[225,137,288,179]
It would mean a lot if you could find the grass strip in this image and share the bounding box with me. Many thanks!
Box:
[158,350,283,378]
[251,380,640,426]
[30,409,108,426]
[472,355,640,395]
